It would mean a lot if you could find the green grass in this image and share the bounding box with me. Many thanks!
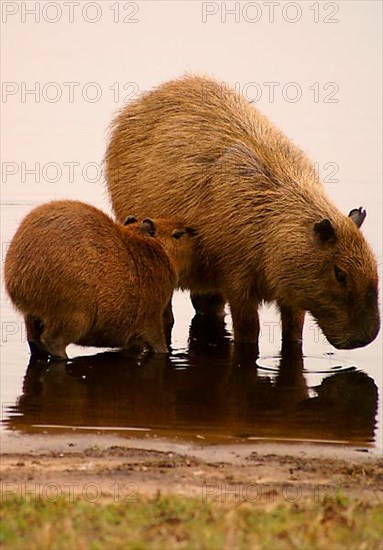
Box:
[0,494,382,550]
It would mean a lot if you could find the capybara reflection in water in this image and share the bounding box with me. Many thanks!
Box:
[4,200,196,358]
[105,75,380,351]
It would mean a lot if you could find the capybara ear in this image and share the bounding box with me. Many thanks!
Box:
[348,207,366,229]
[314,219,336,244]
[139,219,156,237]
[124,215,137,225]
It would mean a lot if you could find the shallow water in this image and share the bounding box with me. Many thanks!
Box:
[1,273,382,447]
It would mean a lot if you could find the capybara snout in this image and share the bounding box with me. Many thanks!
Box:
[4,200,197,359]
[307,214,380,350]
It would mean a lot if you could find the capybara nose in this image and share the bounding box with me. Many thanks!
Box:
[341,337,374,350]
[351,339,370,348]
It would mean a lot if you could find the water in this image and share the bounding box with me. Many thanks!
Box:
[1,280,381,446]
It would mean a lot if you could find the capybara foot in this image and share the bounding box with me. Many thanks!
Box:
[28,340,50,361]
[143,319,169,353]
[150,342,169,354]
[40,334,68,359]
[279,341,304,367]
[25,316,50,359]
[144,332,168,353]
[122,341,143,355]
[233,342,259,367]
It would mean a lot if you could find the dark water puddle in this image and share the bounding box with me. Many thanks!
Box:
[2,317,378,446]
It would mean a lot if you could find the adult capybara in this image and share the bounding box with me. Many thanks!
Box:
[4,200,196,358]
[105,75,380,351]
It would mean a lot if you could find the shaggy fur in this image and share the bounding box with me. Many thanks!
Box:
[4,200,196,358]
[105,75,380,350]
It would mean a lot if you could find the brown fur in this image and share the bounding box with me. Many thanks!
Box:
[105,75,380,350]
[4,200,195,358]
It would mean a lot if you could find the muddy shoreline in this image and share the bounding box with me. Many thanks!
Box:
[1,432,382,504]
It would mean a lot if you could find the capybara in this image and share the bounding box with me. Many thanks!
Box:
[4,200,196,358]
[105,75,380,351]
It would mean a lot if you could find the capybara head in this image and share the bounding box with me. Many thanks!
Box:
[278,207,380,349]
[123,215,197,280]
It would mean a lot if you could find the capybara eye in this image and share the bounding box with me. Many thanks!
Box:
[334,266,347,284]
[124,215,137,225]
[172,230,185,240]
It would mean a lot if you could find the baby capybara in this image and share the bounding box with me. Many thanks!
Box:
[105,75,380,351]
[4,200,196,358]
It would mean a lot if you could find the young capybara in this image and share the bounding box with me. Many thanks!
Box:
[105,75,380,351]
[4,200,196,358]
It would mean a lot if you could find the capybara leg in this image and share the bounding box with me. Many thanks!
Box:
[229,298,260,347]
[163,299,174,348]
[144,320,168,354]
[276,345,307,400]
[280,306,305,347]
[25,315,49,360]
[232,342,259,366]
[191,292,226,318]
[41,311,89,359]
[40,328,68,359]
